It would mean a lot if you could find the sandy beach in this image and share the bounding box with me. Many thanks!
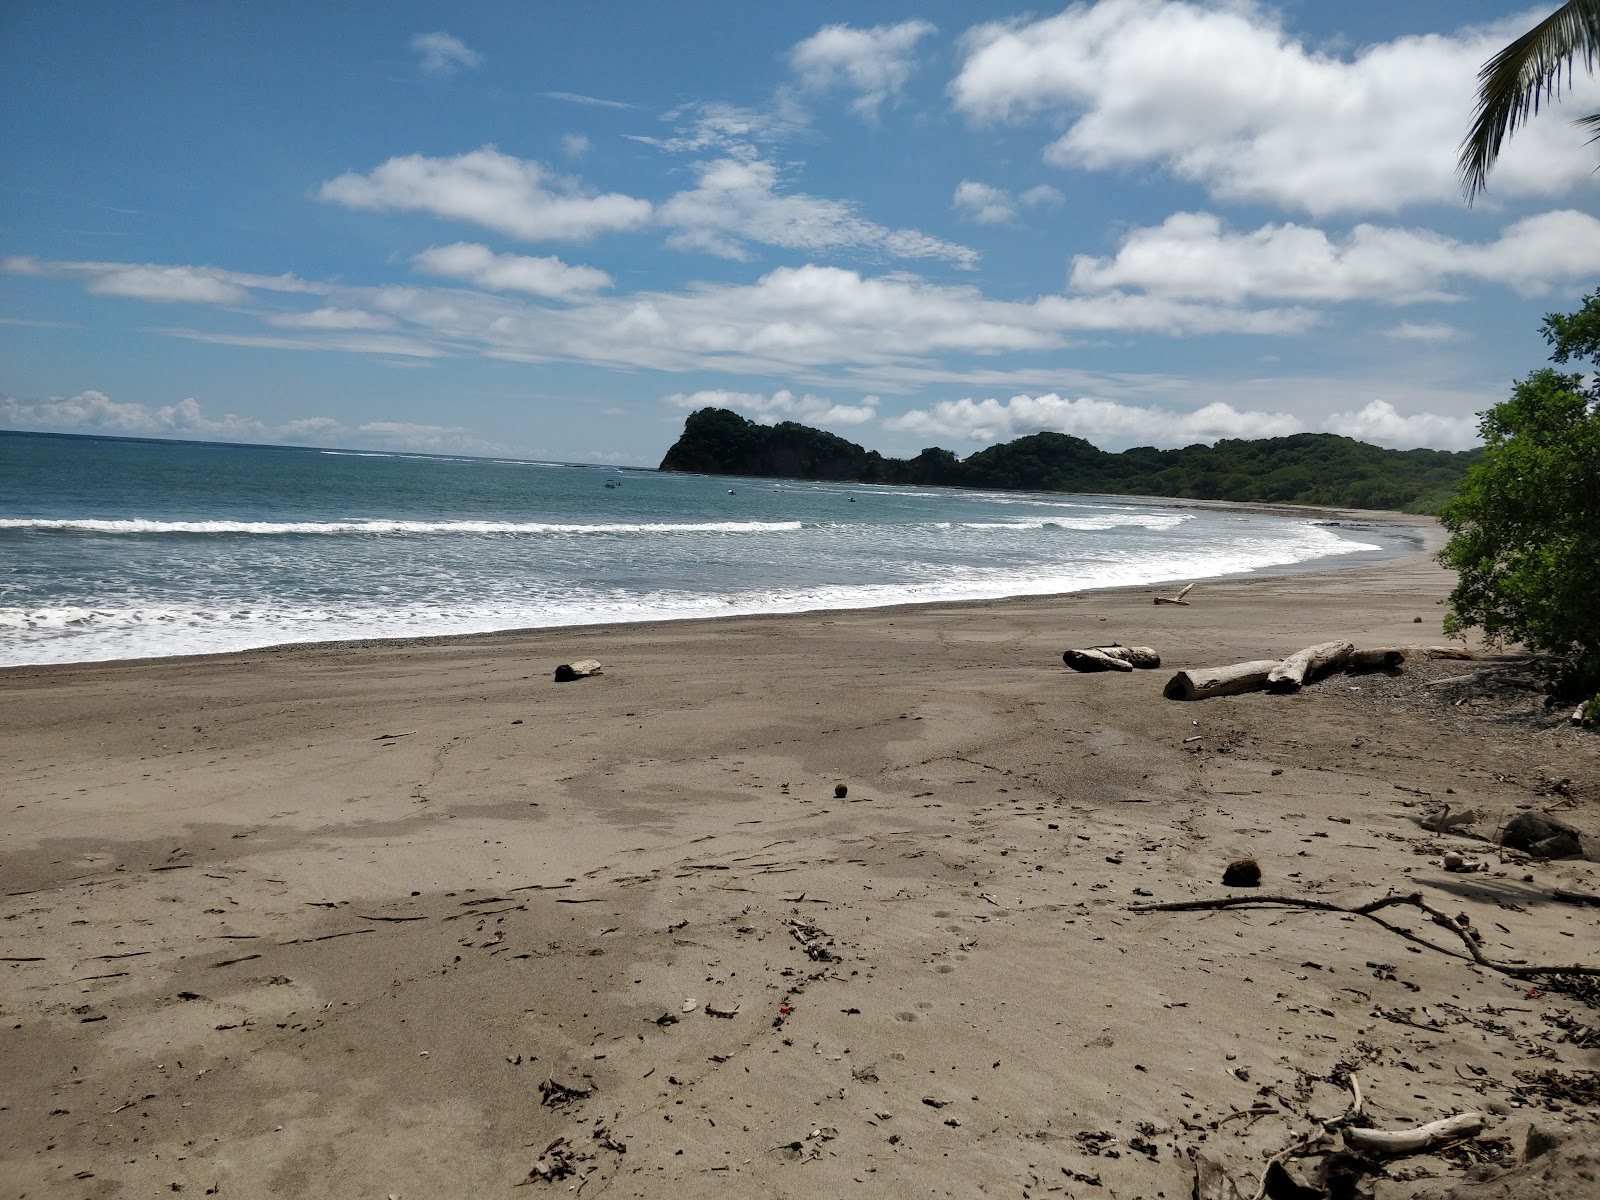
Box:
[3,517,1596,1200]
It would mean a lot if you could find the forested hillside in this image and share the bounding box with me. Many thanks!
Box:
[658,407,1478,512]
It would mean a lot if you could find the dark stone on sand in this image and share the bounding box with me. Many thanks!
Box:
[1222,858,1261,888]
[1501,813,1583,859]
[834,783,848,798]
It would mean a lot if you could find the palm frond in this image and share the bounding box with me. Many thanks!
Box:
[1459,0,1600,203]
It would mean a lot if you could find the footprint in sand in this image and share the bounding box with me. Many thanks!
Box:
[895,1011,918,1023]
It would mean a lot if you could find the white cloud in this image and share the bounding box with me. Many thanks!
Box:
[157,328,448,358]
[665,388,879,427]
[1386,321,1464,343]
[561,133,592,158]
[318,146,653,241]
[789,20,937,117]
[0,390,511,455]
[951,0,1600,214]
[952,180,1063,224]
[411,242,612,299]
[660,156,979,267]
[267,307,397,331]
[883,391,1480,450]
[1323,400,1477,448]
[2,255,320,304]
[411,31,481,75]
[627,100,809,155]
[542,91,633,110]
[1068,210,1600,303]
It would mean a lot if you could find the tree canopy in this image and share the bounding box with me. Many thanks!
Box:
[1438,289,1600,696]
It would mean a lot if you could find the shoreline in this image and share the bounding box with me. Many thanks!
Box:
[0,506,1434,677]
[4,515,1594,1200]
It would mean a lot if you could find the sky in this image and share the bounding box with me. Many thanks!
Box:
[3,1,1599,465]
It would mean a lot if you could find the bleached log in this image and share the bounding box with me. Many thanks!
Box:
[1153,583,1195,606]
[1402,646,1476,661]
[1063,648,1134,673]
[554,659,603,682]
[1265,641,1354,693]
[1163,660,1282,701]
[1342,1112,1486,1155]
[1064,645,1161,672]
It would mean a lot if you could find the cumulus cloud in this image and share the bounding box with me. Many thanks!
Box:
[267,307,397,331]
[561,133,592,158]
[952,180,1063,224]
[1068,210,1600,303]
[883,391,1480,450]
[2,255,318,304]
[318,146,652,241]
[1323,400,1477,448]
[411,31,481,75]
[789,20,937,117]
[660,157,979,267]
[0,390,511,455]
[411,242,612,299]
[951,0,1600,214]
[665,388,878,427]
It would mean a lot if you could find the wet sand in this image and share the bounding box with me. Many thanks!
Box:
[3,516,1597,1199]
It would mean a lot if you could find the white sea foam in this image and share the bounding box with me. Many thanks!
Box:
[0,518,807,536]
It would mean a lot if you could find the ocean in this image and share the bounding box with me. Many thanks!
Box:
[0,430,1412,667]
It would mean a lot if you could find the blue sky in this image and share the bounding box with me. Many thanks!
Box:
[3,1,1598,464]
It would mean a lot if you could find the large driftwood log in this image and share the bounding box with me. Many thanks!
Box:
[1343,1112,1486,1155]
[1163,660,1281,701]
[554,659,602,682]
[1153,583,1195,606]
[1266,640,1354,692]
[1064,645,1161,672]
[1063,648,1133,672]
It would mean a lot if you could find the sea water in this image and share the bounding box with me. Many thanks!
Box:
[0,430,1410,667]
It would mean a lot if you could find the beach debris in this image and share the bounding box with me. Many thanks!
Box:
[834,783,848,798]
[538,1077,594,1108]
[1129,891,1600,980]
[1153,583,1195,606]
[1501,812,1583,859]
[786,917,840,962]
[372,730,417,741]
[1063,645,1161,672]
[1420,804,1479,834]
[517,1137,578,1184]
[1345,647,1406,673]
[1265,641,1354,693]
[1192,1152,1244,1200]
[681,998,698,1013]
[1222,858,1262,888]
[704,1001,740,1018]
[1441,852,1485,873]
[553,659,602,683]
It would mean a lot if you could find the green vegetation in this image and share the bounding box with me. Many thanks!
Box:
[1459,1,1600,202]
[1438,290,1600,699]
[659,406,1479,513]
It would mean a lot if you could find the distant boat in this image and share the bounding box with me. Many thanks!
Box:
[604,478,620,489]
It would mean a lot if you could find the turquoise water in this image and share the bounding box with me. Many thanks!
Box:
[0,430,1403,666]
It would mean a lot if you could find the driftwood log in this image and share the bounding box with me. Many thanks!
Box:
[1344,647,1405,673]
[1266,640,1354,692]
[1063,645,1160,672]
[1163,660,1281,701]
[1343,1112,1487,1155]
[1153,583,1195,606]
[554,659,602,682]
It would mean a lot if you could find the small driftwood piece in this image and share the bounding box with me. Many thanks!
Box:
[1128,892,1600,979]
[1266,641,1354,692]
[1063,648,1133,672]
[1343,1112,1486,1155]
[1153,583,1195,606]
[554,659,602,683]
[1063,645,1160,672]
[1163,660,1281,701]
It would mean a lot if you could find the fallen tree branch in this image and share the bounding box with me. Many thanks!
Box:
[1343,1111,1486,1155]
[1129,892,1600,979]
[1154,582,1195,606]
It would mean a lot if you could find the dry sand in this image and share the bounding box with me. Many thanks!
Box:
[2,517,1596,1200]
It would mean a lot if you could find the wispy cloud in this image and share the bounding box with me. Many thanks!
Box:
[541,90,633,110]
[411,31,481,76]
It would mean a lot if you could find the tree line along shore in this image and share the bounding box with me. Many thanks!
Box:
[658,407,1478,513]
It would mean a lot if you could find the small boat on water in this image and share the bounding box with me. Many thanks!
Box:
[604,478,621,489]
